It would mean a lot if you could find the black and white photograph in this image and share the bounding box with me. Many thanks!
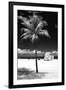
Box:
[17,10,58,79]
[9,2,64,88]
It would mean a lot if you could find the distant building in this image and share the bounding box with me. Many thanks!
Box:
[51,51,58,59]
[44,51,58,61]
[44,52,53,61]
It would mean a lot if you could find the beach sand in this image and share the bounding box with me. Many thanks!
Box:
[17,59,58,80]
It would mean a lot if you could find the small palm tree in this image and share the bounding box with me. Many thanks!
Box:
[18,13,50,73]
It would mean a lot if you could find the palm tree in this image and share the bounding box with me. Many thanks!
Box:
[18,12,50,73]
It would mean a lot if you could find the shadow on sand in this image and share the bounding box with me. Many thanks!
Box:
[17,68,48,80]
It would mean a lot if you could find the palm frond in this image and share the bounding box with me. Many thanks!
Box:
[20,32,30,38]
[35,21,43,32]
[18,16,32,30]
[38,30,50,38]
[22,34,31,39]
[21,28,31,33]
[18,16,27,22]
[21,21,31,30]
[31,34,38,43]
[44,30,50,37]
[43,21,48,26]
[29,15,42,30]
[18,16,23,20]
[35,21,48,32]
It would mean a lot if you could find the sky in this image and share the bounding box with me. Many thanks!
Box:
[18,10,58,52]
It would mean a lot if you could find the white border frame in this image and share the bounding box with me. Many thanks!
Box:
[13,5,62,85]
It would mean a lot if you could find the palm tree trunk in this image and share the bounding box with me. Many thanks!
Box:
[35,50,38,73]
